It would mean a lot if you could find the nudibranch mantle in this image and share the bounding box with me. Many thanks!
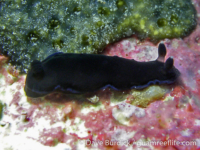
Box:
[24,43,180,98]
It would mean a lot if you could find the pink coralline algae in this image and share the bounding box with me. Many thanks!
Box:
[1,1,200,150]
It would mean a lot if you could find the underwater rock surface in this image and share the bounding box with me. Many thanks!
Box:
[1,0,200,149]
[0,0,197,72]
[1,33,200,149]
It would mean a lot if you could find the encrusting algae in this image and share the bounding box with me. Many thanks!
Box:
[0,0,196,72]
[129,85,171,107]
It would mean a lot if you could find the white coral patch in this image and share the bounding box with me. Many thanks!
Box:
[112,102,145,126]
[181,129,191,137]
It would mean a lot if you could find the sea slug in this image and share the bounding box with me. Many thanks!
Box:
[24,43,180,98]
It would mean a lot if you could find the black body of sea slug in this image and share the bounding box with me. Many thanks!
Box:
[24,43,180,98]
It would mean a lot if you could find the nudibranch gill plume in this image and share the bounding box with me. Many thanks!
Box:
[24,43,180,98]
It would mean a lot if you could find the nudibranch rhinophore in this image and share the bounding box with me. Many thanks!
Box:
[24,43,180,98]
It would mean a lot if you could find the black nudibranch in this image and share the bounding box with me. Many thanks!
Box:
[24,43,180,98]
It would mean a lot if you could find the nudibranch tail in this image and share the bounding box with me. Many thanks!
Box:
[30,60,44,80]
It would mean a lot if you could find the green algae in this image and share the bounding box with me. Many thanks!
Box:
[0,0,196,72]
[130,85,170,107]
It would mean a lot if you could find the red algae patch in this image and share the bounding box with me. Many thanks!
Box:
[104,37,157,61]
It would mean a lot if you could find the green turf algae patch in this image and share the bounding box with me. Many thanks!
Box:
[0,0,196,72]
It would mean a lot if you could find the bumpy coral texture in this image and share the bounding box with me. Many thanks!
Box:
[0,0,196,72]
